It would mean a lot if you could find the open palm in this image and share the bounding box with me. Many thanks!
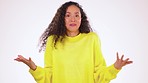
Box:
[114,52,133,70]
[14,55,37,71]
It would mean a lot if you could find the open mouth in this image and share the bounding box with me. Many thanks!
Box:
[69,24,76,26]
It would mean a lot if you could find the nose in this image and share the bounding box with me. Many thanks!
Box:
[70,16,76,22]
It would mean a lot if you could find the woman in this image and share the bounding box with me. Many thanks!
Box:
[14,1,132,83]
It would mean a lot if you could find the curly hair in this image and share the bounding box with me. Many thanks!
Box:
[39,1,92,52]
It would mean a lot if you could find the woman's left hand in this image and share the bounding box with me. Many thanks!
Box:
[114,52,133,70]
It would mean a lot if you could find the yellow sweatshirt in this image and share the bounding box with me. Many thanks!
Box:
[29,32,120,83]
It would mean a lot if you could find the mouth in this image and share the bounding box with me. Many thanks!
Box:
[69,24,76,27]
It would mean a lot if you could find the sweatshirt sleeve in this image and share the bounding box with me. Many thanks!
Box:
[29,36,53,83]
[93,33,120,83]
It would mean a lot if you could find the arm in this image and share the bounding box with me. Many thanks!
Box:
[93,34,132,83]
[93,35,119,83]
[29,36,53,83]
[15,36,53,83]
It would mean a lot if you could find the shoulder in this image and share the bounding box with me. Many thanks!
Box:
[47,35,54,41]
[46,35,54,46]
[85,32,101,44]
[88,32,98,36]
[83,32,99,39]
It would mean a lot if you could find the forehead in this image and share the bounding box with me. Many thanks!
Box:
[66,5,80,13]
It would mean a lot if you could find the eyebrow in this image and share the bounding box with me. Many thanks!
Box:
[66,12,80,14]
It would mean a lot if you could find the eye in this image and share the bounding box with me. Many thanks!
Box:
[65,14,70,17]
[75,14,79,17]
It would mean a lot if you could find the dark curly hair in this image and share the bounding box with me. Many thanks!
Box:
[39,1,93,52]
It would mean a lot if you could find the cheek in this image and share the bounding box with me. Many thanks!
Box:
[65,19,69,26]
[65,18,70,23]
[77,19,81,25]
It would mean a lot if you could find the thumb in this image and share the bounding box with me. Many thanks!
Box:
[29,57,32,61]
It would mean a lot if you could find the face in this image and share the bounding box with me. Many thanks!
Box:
[65,5,81,34]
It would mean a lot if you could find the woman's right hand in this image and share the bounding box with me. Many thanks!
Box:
[14,55,37,71]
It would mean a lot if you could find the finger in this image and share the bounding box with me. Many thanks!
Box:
[18,55,27,60]
[123,58,132,66]
[126,61,133,64]
[29,57,31,61]
[123,61,133,66]
[18,55,23,58]
[17,56,29,64]
[14,58,21,62]
[14,55,22,61]
[14,57,25,62]
[17,55,24,60]
[122,58,129,63]
[116,52,119,60]
[121,55,124,60]
[124,58,129,62]
[14,58,18,60]
[18,55,29,61]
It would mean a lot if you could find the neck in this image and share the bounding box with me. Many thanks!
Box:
[67,31,79,37]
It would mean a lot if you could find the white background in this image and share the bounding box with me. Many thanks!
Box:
[0,0,148,83]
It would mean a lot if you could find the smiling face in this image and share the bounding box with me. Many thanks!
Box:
[65,5,81,36]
